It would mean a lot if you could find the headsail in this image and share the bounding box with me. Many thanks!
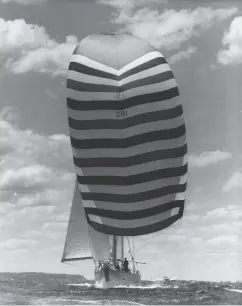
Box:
[66,33,188,237]
[87,224,110,262]
[61,179,92,262]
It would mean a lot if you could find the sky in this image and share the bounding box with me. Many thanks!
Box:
[0,0,242,282]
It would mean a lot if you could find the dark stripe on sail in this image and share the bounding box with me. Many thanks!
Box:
[67,71,174,92]
[71,124,186,149]
[120,56,167,79]
[67,87,179,111]
[68,56,167,81]
[68,105,183,130]
[89,213,183,236]
[67,79,118,92]
[69,61,117,80]
[85,199,184,220]
[81,183,187,203]
[77,164,187,185]
[74,144,187,167]
[121,70,174,92]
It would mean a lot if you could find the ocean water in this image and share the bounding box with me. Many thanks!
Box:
[0,273,241,305]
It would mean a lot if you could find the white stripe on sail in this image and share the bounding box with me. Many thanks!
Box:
[89,214,103,224]
[88,209,179,228]
[79,175,186,194]
[71,51,163,76]
[69,117,184,139]
[71,54,117,75]
[83,193,185,211]
[120,63,172,85]
[67,63,171,87]
[68,96,181,121]
[72,135,186,158]
[68,70,118,86]
[171,207,180,216]
[118,51,164,75]
[76,155,187,176]
[66,78,177,101]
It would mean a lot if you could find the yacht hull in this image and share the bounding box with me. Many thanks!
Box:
[95,268,141,287]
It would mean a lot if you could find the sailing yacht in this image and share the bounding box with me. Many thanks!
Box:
[61,180,143,286]
[62,33,188,286]
[94,236,142,285]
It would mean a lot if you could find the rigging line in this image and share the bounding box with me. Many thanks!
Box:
[127,237,134,262]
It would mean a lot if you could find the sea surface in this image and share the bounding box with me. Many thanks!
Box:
[0,273,241,305]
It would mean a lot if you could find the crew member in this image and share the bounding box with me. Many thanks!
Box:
[123,258,129,272]
[115,262,120,271]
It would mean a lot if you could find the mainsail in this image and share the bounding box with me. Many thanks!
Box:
[61,179,92,262]
[66,33,188,237]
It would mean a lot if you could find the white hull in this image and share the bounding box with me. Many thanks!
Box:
[95,268,141,287]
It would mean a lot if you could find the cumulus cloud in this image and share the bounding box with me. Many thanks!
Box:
[109,6,238,50]
[223,171,242,192]
[217,16,242,65]
[189,151,232,168]
[0,238,39,250]
[168,45,197,64]
[206,235,239,247]
[206,205,242,220]
[0,106,75,251]
[0,18,78,75]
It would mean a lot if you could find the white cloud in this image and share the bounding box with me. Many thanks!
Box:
[217,16,242,65]
[0,18,78,75]
[0,238,39,250]
[9,36,78,75]
[223,171,242,192]
[189,151,232,168]
[1,0,47,4]
[0,18,55,52]
[0,106,75,251]
[168,45,197,64]
[110,7,238,50]
[206,205,242,220]
[206,235,239,247]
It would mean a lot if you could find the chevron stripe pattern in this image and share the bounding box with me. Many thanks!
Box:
[66,33,188,236]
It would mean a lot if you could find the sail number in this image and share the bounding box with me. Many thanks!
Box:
[116,110,128,118]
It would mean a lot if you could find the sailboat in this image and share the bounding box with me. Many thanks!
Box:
[61,179,144,286]
[62,33,188,286]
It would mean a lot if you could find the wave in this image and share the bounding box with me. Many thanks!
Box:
[68,282,94,288]
[84,281,179,290]
[226,289,242,294]
[33,297,146,305]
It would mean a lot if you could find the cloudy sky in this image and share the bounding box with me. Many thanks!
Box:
[0,0,242,282]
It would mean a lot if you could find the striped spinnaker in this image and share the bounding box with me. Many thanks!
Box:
[66,33,188,236]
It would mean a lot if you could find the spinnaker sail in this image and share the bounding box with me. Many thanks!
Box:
[66,33,187,237]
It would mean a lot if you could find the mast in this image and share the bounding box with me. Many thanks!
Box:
[121,236,124,261]
[112,235,117,266]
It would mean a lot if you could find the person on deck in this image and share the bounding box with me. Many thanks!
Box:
[115,262,120,271]
[123,258,129,272]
